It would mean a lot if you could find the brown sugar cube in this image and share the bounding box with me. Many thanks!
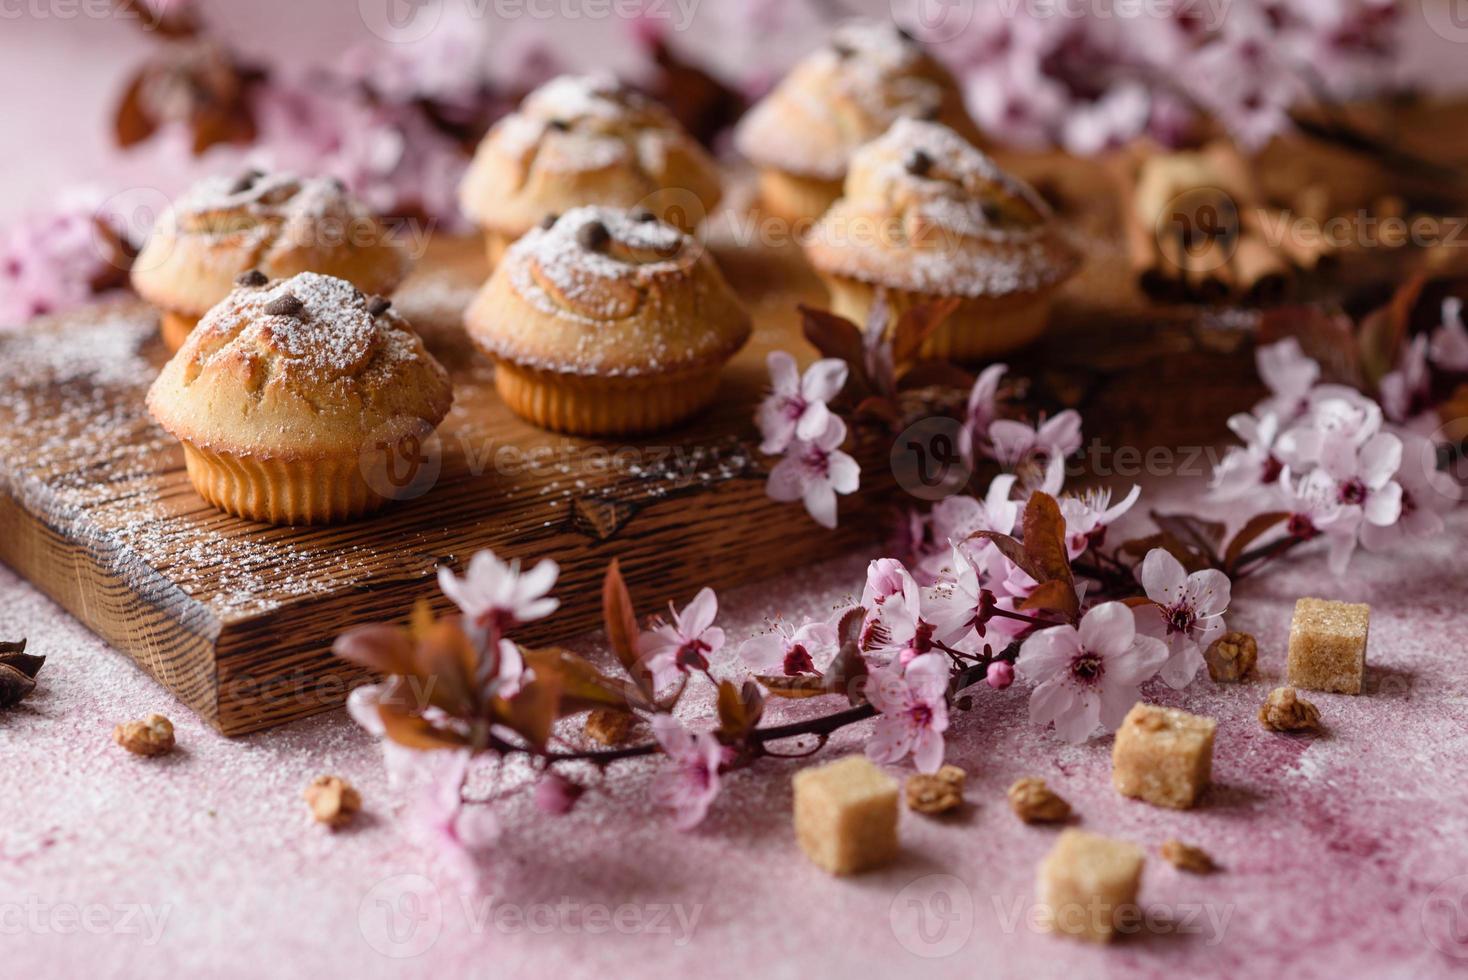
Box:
[1287,598,1369,694]
[793,755,899,875]
[1111,703,1216,809]
[1038,829,1145,943]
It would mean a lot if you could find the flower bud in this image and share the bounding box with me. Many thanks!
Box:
[986,661,1015,690]
[533,771,583,815]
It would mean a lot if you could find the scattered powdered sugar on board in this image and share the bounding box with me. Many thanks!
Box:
[0,303,379,619]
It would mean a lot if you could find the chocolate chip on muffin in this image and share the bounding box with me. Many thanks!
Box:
[264,293,305,318]
[234,269,269,288]
[577,219,611,253]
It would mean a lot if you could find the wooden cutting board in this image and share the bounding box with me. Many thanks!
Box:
[0,162,1265,735]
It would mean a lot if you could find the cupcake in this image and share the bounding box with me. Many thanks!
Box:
[734,19,978,226]
[131,170,411,352]
[147,271,453,525]
[803,118,1079,362]
[458,73,722,265]
[463,206,750,436]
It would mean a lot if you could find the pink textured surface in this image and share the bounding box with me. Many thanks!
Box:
[3,479,1468,978]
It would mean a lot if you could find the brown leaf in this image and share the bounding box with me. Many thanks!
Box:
[969,530,1044,583]
[1358,274,1426,388]
[491,676,561,751]
[1150,511,1226,566]
[1020,580,1078,617]
[891,298,962,364]
[422,620,486,717]
[896,360,975,392]
[755,674,829,699]
[823,642,870,706]
[799,305,865,365]
[521,646,636,714]
[1223,511,1290,572]
[333,624,417,676]
[834,606,866,649]
[377,700,472,752]
[1120,532,1211,573]
[603,560,654,698]
[1023,493,1073,581]
[716,679,764,739]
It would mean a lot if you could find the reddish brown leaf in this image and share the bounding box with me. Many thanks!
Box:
[377,701,472,752]
[1023,493,1076,586]
[414,621,480,718]
[755,674,829,699]
[1359,274,1426,387]
[1020,580,1078,618]
[823,642,870,706]
[892,298,962,364]
[333,624,418,676]
[521,646,636,714]
[1223,512,1290,572]
[1121,596,1159,609]
[491,677,561,751]
[799,305,865,365]
[1120,532,1210,573]
[853,395,901,425]
[716,679,765,739]
[896,360,975,392]
[1150,511,1226,566]
[970,529,1045,583]
[603,560,654,698]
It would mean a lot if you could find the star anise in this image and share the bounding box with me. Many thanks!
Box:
[0,639,44,709]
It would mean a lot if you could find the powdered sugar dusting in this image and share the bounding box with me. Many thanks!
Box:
[508,205,689,325]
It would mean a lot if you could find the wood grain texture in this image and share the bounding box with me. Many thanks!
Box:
[0,160,1263,735]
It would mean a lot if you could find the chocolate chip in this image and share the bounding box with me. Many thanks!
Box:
[367,296,391,316]
[905,149,935,177]
[832,42,854,58]
[632,208,657,223]
[547,119,570,131]
[230,169,263,194]
[917,103,942,122]
[264,293,304,318]
[234,269,268,288]
[981,201,1003,223]
[577,220,611,252]
[539,212,559,230]
[895,24,916,44]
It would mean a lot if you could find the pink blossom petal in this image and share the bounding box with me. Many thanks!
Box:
[766,350,799,394]
[1051,693,1102,743]
[801,358,849,403]
[865,716,913,765]
[1140,548,1187,604]
[803,483,839,529]
[1182,568,1231,618]
[1078,602,1136,659]
[911,728,946,774]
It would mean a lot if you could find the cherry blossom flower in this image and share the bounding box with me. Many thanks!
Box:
[989,410,1083,472]
[1276,390,1386,468]
[924,545,994,648]
[0,192,131,327]
[1254,337,1320,422]
[1430,297,1468,372]
[1210,411,1284,503]
[1289,431,1404,574]
[766,415,860,530]
[986,661,1014,690]
[738,618,839,675]
[1134,548,1231,689]
[1360,432,1460,553]
[916,473,1019,579]
[756,351,849,455]
[346,684,423,787]
[1059,484,1141,558]
[865,652,951,773]
[639,588,726,689]
[1378,335,1432,425]
[533,772,583,816]
[1015,602,1167,743]
[960,362,1008,462]
[650,714,731,830]
[405,750,500,886]
[859,559,936,664]
[438,550,559,634]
